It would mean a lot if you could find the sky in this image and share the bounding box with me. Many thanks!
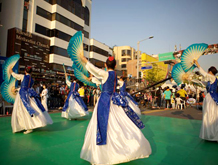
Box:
[90,0,218,70]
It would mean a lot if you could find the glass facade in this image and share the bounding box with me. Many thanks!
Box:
[36,6,89,38]
[44,0,90,26]
[90,45,109,57]
[50,44,89,57]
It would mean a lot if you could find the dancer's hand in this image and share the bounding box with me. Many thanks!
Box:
[81,56,88,64]
[193,59,200,68]
[9,66,13,74]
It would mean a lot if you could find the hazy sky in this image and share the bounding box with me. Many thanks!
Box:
[90,0,218,70]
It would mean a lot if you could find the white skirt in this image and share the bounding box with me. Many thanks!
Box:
[126,97,141,116]
[41,97,48,111]
[200,93,218,141]
[11,94,53,133]
[61,95,89,119]
[80,100,151,165]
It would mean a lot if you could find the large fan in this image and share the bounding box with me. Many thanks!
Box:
[172,63,195,85]
[181,43,208,72]
[0,77,17,103]
[67,31,89,77]
[72,64,97,88]
[2,54,20,82]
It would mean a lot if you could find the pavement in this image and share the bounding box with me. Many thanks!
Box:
[141,106,203,120]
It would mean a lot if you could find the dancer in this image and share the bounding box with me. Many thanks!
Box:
[61,73,89,120]
[80,56,151,165]
[118,76,141,115]
[10,66,53,134]
[41,84,48,111]
[194,60,218,141]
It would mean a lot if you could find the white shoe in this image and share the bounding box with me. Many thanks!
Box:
[23,129,33,134]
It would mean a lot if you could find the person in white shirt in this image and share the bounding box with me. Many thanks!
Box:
[41,84,48,111]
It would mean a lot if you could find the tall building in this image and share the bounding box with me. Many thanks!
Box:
[0,0,109,83]
[113,46,137,76]
[89,39,112,68]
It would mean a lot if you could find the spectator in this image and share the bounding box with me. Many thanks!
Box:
[187,86,193,98]
[164,86,172,109]
[151,87,156,108]
[40,84,48,111]
[156,87,162,108]
[93,86,101,106]
[175,93,183,109]
[177,86,187,101]
[78,86,85,102]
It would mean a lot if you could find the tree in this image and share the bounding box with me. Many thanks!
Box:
[144,63,165,85]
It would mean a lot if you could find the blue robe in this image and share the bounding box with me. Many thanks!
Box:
[96,71,144,145]
[19,75,45,116]
[62,82,88,112]
[206,78,218,105]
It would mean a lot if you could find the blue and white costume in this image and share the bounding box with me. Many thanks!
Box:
[199,67,218,141]
[11,72,53,133]
[80,62,151,165]
[118,80,141,116]
[61,79,89,119]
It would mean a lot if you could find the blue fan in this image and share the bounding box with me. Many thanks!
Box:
[2,54,20,82]
[72,64,97,88]
[0,77,17,103]
[181,43,208,72]
[172,63,195,85]
[67,31,89,77]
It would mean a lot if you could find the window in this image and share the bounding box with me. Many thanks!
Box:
[83,30,89,38]
[121,64,126,68]
[84,7,90,26]
[90,46,109,57]
[83,44,89,51]
[127,50,131,55]
[35,24,50,37]
[122,49,131,56]
[36,6,52,20]
[44,0,88,21]
[50,46,68,57]
[0,3,2,12]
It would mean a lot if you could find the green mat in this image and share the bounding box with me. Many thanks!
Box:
[0,113,217,165]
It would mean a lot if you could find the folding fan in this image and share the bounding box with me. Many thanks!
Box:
[190,79,205,88]
[2,54,20,82]
[171,63,195,85]
[72,64,97,88]
[67,31,89,77]
[181,43,208,72]
[0,77,17,103]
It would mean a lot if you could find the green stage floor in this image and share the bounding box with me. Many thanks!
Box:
[0,113,218,165]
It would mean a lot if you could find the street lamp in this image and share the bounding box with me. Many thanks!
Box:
[137,36,154,83]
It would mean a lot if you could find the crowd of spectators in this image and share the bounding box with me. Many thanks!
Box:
[31,82,102,110]
[131,84,205,110]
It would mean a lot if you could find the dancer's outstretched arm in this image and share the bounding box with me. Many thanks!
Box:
[81,56,107,81]
[9,66,24,81]
[193,60,215,83]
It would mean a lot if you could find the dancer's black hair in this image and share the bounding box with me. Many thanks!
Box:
[25,67,32,74]
[106,56,116,70]
[208,66,217,75]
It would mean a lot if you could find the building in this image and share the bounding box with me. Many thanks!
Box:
[113,46,138,76]
[0,0,110,83]
[89,39,112,68]
[127,53,168,81]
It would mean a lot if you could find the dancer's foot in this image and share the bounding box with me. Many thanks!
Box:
[23,129,33,134]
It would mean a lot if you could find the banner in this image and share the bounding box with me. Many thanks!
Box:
[158,52,175,61]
